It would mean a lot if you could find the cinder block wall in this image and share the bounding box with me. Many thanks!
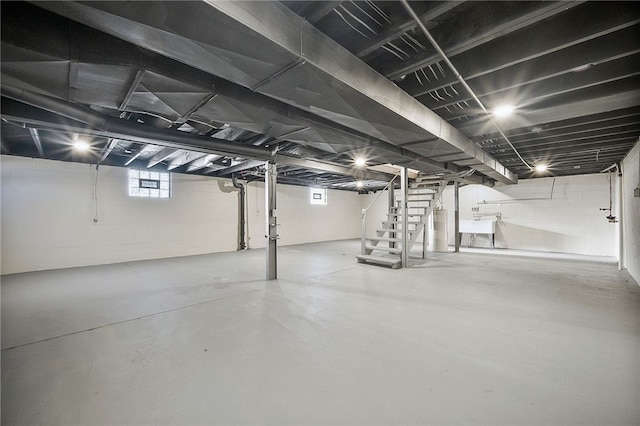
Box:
[359,174,619,257]
[622,140,640,284]
[245,181,361,250]
[441,174,617,257]
[0,156,361,274]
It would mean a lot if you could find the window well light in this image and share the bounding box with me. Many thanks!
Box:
[534,164,548,173]
[72,139,90,152]
[354,157,366,167]
[493,104,515,118]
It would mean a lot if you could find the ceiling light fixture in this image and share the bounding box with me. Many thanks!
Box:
[356,181,364,188]
[493,104,515,118]
[354,157,366,167]
[534,164,548,173]
[72,139,90,152]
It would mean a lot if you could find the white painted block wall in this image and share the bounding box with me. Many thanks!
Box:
[245,181,361,249]
[622,140,640,285]
[359,174,618,258]
[441,174,617,257]
[0,156,361,274]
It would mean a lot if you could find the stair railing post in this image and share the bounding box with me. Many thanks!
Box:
[361,208,367,255]
[388,182,395,249]
[360,175,398,256]
[454,180,460,252]
[422,216,428,259]
[401,167,409,268]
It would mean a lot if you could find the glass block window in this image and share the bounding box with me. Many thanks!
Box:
[128,169,170,198]
[310,187,327,205]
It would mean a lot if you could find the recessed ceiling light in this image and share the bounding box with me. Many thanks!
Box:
[72,140,90,152]
[534,164,548,172]
[493,104,515,118]
[354,157,366,167]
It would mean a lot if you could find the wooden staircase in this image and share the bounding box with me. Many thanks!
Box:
[357,177,448,269]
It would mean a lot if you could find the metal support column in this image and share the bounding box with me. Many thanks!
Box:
[401,167,409,268]
[422,217,428,259]
[388,181,396,249]
[265,162,278,280]
[454,181,460,252]
[617,165,624,270]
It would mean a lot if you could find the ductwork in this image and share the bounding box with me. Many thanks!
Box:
[1,87,396,182]
[1,85,276,161]
[33,1,517,184]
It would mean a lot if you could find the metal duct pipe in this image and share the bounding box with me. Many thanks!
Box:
[1,85,277,161]
[232,175,247,251]
[400,0,533,172]
[2,85,109,128]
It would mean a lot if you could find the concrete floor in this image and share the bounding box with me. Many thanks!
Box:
[2,240,639,425]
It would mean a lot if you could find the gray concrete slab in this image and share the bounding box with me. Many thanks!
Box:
[2,240,639,425]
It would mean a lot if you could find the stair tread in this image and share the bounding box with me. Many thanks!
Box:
[376,228,419,233]
[381,221,422,224]
[370,236,402,242]
[365,244,402,254]
[356,255,402,269]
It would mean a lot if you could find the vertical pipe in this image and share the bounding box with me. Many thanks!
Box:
[454,181,460,252]
[617,164,624,270]
[265,162,277,280]
[232,175,246,250]
[401,167,409,268]
[388,182,396,249]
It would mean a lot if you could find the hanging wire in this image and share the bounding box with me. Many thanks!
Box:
[415,71,423,86]
[365,0,392,25]
[349,0,383,28]
[334,9,371,39]
[428,64,439,80]
[420,68,431,83]
[450,85,459,95]
[387,41,409,58]
[339,4,378,35]
[436,61,446,77]
[443,87,452,97]
[404,33,427,50]
[400,35,420,53]
[381,45,405,60]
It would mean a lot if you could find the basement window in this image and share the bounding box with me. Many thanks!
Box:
[128,169,171,198]
[310,187,327,205]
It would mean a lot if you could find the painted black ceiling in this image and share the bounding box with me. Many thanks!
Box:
[1,1,639,190]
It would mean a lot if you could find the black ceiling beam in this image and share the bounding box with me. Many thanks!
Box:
[478,124,640,151]
[406,24,640,102]
[381,1,584,81]
[353,2,462,59]
[459,90,640,137]
[306,1,345,24]
[471,110,640,144]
